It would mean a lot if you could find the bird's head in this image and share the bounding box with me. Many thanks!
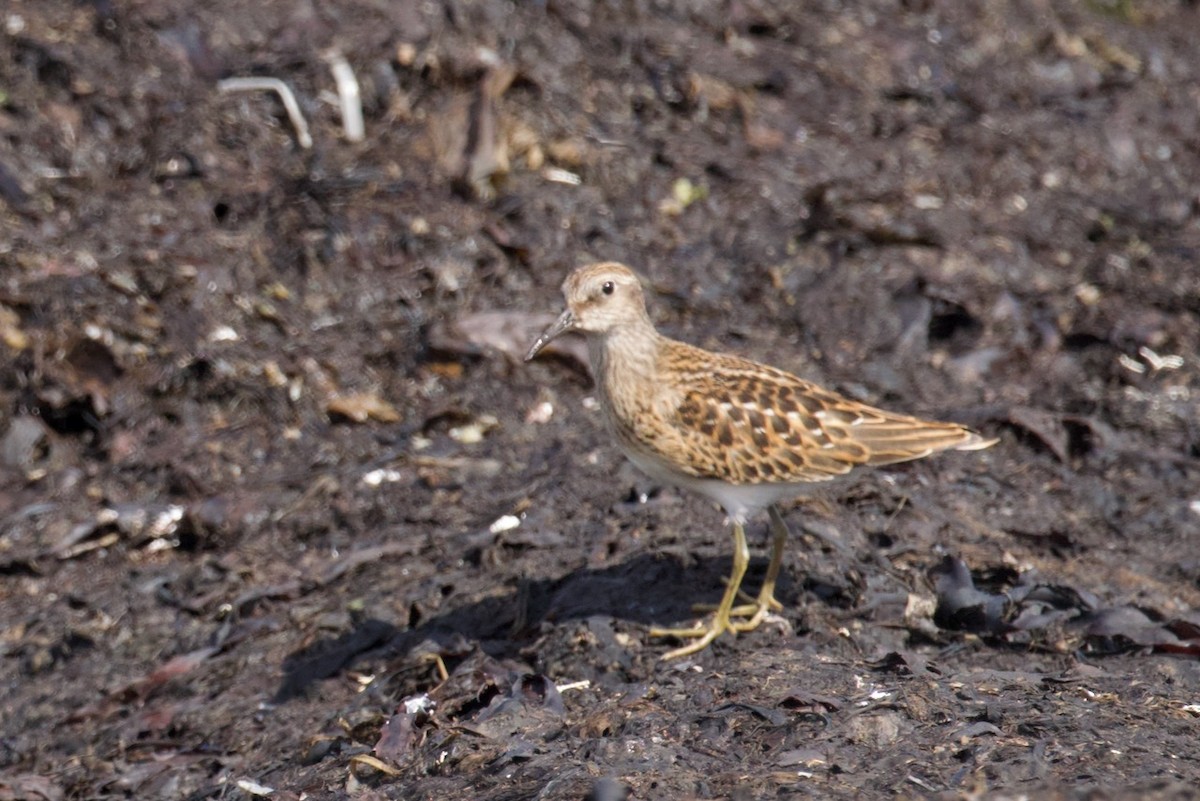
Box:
[525,262,649,360]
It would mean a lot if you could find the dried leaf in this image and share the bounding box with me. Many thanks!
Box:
[0,304,28,350]
[0,774,63,801]
[952,721,1002,741]
[235,779,275,797]
[1006,407,1069,462]
[350,754,402,777]
[65,647,219,723]
[374,709,419,764]
[138,647,220,696]
[687,73,737,110]
[327,393,401,424]
[775,747,826,767]
[447,311,555,360]
[1076,606,1180,652]
[448,413,498,444]
[1,416,47,471]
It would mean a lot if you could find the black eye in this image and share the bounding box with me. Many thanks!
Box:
[601,281,614,295]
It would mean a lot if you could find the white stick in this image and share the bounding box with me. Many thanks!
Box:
[217,77,313,149]
[325,52,365,142]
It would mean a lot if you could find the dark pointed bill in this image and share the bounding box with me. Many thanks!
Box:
[525,309,575,361]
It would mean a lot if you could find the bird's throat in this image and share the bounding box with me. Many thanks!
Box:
[589,325,665,421]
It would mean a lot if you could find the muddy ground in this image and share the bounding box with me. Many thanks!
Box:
[2,1,1200,799]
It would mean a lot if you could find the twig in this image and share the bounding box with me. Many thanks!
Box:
[217,77,313,149]
[324,51,365,142]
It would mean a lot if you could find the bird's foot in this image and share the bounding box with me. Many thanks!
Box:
[649,617,730,660]
[694,583,784,618]
[655,587,785,659]
[727,603,775,633]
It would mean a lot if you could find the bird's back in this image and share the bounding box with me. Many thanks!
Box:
[602,334,992,489]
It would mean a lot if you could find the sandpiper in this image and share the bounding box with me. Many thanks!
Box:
[526,262,995,659]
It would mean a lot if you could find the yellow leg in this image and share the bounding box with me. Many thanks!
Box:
[650,520,750,659]
[728,505,789,631]
[697,505,789,622]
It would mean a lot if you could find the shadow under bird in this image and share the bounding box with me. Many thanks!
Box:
[526,262,996,660]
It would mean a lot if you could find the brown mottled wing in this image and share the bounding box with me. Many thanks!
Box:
[664,345,991,485]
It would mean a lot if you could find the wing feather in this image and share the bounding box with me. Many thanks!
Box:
[656,343,990,484]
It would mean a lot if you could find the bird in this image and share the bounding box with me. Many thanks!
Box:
[525,262,996,659]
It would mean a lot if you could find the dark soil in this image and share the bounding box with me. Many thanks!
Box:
[2,1,1200,799]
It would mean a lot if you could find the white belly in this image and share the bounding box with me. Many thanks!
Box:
[622,448,817,524]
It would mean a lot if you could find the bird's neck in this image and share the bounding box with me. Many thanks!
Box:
[589,322,661,384]
[587,324,669,432]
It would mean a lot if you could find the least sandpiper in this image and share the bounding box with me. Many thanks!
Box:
[526,262,995,659]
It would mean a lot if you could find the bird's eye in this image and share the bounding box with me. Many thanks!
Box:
[601,281,614,296]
